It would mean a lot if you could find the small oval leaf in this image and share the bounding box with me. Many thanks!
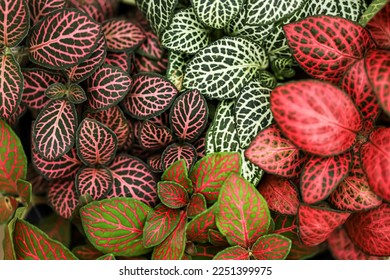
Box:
[158,181,189,209]
[161,142,197,171]
[139,121,173,150]
[76,167,113,200]
[186,193,207,219]
[251,234,292,260]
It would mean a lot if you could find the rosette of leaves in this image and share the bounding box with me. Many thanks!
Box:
[245,14,390,258]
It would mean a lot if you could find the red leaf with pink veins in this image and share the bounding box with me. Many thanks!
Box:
[48,179,79,219]
[245,124,305,178]
[360,127,390,201]
[366,2,390,49]
[365,49,390,117]
[298,204,350,247]
[257,175,300,215]
[328,227,383,260]
[284,15,375,83]
[271,80,362,156]
[213,246,250,260]
[300,152,352,204]
[345,204,390,256]
[341,59,380,121]
[186,193,207,218]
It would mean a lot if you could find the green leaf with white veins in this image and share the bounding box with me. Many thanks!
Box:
[359,0,387,26]
[191,0,244,29]
[183,37,268,100]
[167,51,191,92]
[162,8,210,55]
[310,0,365,21]
[246,0,307,25]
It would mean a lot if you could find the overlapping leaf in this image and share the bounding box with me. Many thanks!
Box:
[186,205,216,243]
[251,234,292,260]
[147,154,163,173]
[161,159,192,193]
[66,84,87,104]
[271,80,362,156]
[134,54,168,74]
[121,73,178,120]
[213,246,249,260]
[208,229,229,248]
[80,197,152,256]
[158,181,189,209]
[284,15,375,83]
[309,0,365,21]
[44,83,66,100]
[183,37,268,100]
[359,0,388,26]
[137,29,164,60]
[366,2,390,48]
[186,193,207,218]
[0,0,29,47]
[0,196,18,224]
[16,179,31,204]
[166,51,190,91]
[76,167,113,200]
[104,52,132,73]
[27,9,101,69]
[48,179,79,219]
[28,0,66,24]
[161,143,197,171]
[139,121,173,150]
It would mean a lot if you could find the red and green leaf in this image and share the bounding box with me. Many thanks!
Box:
[13,219,77,260]
[208,229,229,248]
[213,246,250,260]
[284,15,375,83]
[366,2,390,49]
[0,53,23,119]
[72,244,102,260]
[139,121,173,150]
[76,118,118,166]
[161,142,198,171]
[48,179,79,219]
[33,99,77,160]
[169,89,209,142]
[44,83,67,100]
[245,124,305,178]
[300,153,352,204]
[27,9,101,69]
[186,205,217,243]
[271,80,362,156]
[365,49,390,116]
[97,253,116,260]
[0,0,29,47]
[37,213,71,247]
[345,203,390,256]
[257,175,300,215]
[360,127,390,201]
[107,154,158,207]
[16,179,31,204]
[102,19,145,52]
[76,167,113,200]
[161,159,192,193]
[186,193,207,218]
[216,173,271,248]
[0,196,18,224]
[28,0,66,24]
[121,73,178,120]
[80,197,152,256]
[158,181,189,209]
[143,204,181,248]
[298,204,350,247]
[87,64,132,111]
[190,152,241,204]
[152,210,187,260]
[251,234,292,260]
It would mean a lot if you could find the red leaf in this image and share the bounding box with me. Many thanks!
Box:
[366,2,390,49]
[300,152,352,204]
[257,175,300,215]
[161,142,197,171]
[139,121,173,150]
[251,234,292,260]
[208,229,229,248]
[213,246,250,260]
[365,49,390,116]
[186,193,207,218]
[284,15,375,83]
[271,80,362,156]
[76,167,113,200]
[0,0,29,47]
[161,159,193,193]
[298,204,350,247]
[28,0,66,24]
[186,206,216,243]
[245,124,305,177]
[360,127,390,201]
[158,181,189,209]
[48,179,79,219]
[345,204,390,256]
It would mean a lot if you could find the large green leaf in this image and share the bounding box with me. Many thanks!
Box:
[216,173,270,248]
[359,0,388,26]
[161,7,210,54]
[183,37,268,100]
[80,197,152,256]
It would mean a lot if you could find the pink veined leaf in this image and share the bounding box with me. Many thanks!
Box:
[27,165,48,196]
[48,179,79,219]
[0,0,29,47]
[283,15,375,84]
[136,29,165,60]
[27,9,101,69]
[345,204,390,256]
[69,0,105,23]
[158,181,189,209]
[251,234,292,260]
[44,83,67,100]
[102,18,145,52]
[213,246,250,260]
[208,229,229,248]
[6,103,27,126]
[149,110,170,127]
[340,59,380,121]
[0,54,23,119]
[300,152,352,204]
[366,2,390,49]
[85,106,130,150]
[161,159,193,193]
[72,245,103,260]
[33,99,77,160]
[0,196,18,224]
[104,51,132,73]
[76,118,118,166]
[271,80,362,156]
[134,54,168,74]
[152,210,187,260]
[143,204,182,248]
[28,0,66,24]
[328,227,383,260]
[190,152,241,204]
[45,83,87,104]
[76,167,113,200]
[22,68,65,113]
[36,213,71,247]
[257,175,300,215]
[122,119,134,151]
[186,205,217,243]
[186,193,207,218]
[65,32,107,84]
[107,154,158,207]
[360,127,390,201]
[245,124,305,177]
[194,136,206,158]
[365,49,390,117]
[298,204,350,247]
[87,64,132,111]
[169,89,209,142]
[139,121,173,150]
[121,73,178,120]
[147,154,163,173]
[161,142,198,171]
